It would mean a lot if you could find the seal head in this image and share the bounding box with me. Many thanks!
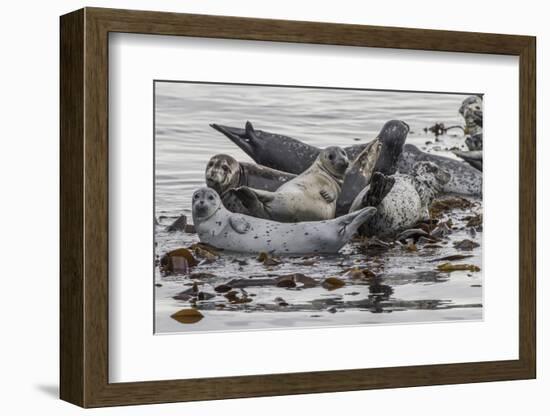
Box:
[319,146,349,180]
[205,154,241,195]
[192,187,222,222]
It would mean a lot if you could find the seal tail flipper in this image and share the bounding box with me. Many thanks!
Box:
[362,172,395,207]
[337,207,377,238]
[210,123,256,158]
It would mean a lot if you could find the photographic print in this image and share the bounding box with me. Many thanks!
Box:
[154,81,483,334]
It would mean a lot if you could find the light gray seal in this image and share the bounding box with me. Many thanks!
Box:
[205,154,296,195]
[223,146,349,222]
[350,161,451,236]
[210,120,409,176]
[192,187,377,255]
[397,144,482,196]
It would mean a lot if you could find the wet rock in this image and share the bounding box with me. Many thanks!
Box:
[327,306,338,313]
[166,215,187,232]
[322,277,346,291]
[453,239,480,251]
[170,308,204,324]
[437,263,481,272]
[231,259,249,266]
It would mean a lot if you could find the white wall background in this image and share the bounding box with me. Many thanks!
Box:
[0,0,546,414]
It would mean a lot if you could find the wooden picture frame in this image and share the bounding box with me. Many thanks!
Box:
[60,7,536,408]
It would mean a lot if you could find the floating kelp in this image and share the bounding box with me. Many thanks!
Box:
[437,263,481,272]
[170,308,204,324]
[159,247,198,275]
[322,277,346,291]
[430,196,474,218]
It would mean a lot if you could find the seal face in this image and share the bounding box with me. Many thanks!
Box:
[192,187,223,223]
[205,154,240,195]
[460,95,483,136]
[351,161,451,236]
[192,187,376,254]
[223,147,348,222]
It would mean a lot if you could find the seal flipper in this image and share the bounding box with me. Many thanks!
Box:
[223,187,273,219]
[362,172,396,208]
[337,207,377,238]
[320,189,335,203]
[210,123,256,158]
[229,216,252,234]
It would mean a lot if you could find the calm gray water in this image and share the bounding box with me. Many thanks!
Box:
[154,81,482,334]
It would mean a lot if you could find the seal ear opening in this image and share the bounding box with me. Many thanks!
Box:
[362,172,395,208]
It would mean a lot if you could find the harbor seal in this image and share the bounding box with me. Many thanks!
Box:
[223,146,349,222]
[210,120,409,175]
[459,95,483,138]
[205,154,296,195]
[192,187,377,254]
[337,120,409,215]
[350,161,451,236]
[397,144,482,196]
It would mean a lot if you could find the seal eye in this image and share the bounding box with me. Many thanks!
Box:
[222,165,229,172]
[208,162,214,167]
[208,195,214,201]
[194,194,200,199]
[328,154,334,161]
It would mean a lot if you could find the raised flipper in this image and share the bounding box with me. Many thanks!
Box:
[452,150,483,171]
[362,172,396,208]
[210,123,255,158]
[320,189,336,203]
[229,216,252,234]
[337,207,377,238]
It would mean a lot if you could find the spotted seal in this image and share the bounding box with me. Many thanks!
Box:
[210,120,409,175]
[205,154,296,195]
[397,144,482,196]
[192,187,377,254]
[223,146,349,222]
[350,161,451,236]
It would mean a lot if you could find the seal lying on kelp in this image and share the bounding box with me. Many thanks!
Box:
[192,187,377,255]
[350,161,451,236]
